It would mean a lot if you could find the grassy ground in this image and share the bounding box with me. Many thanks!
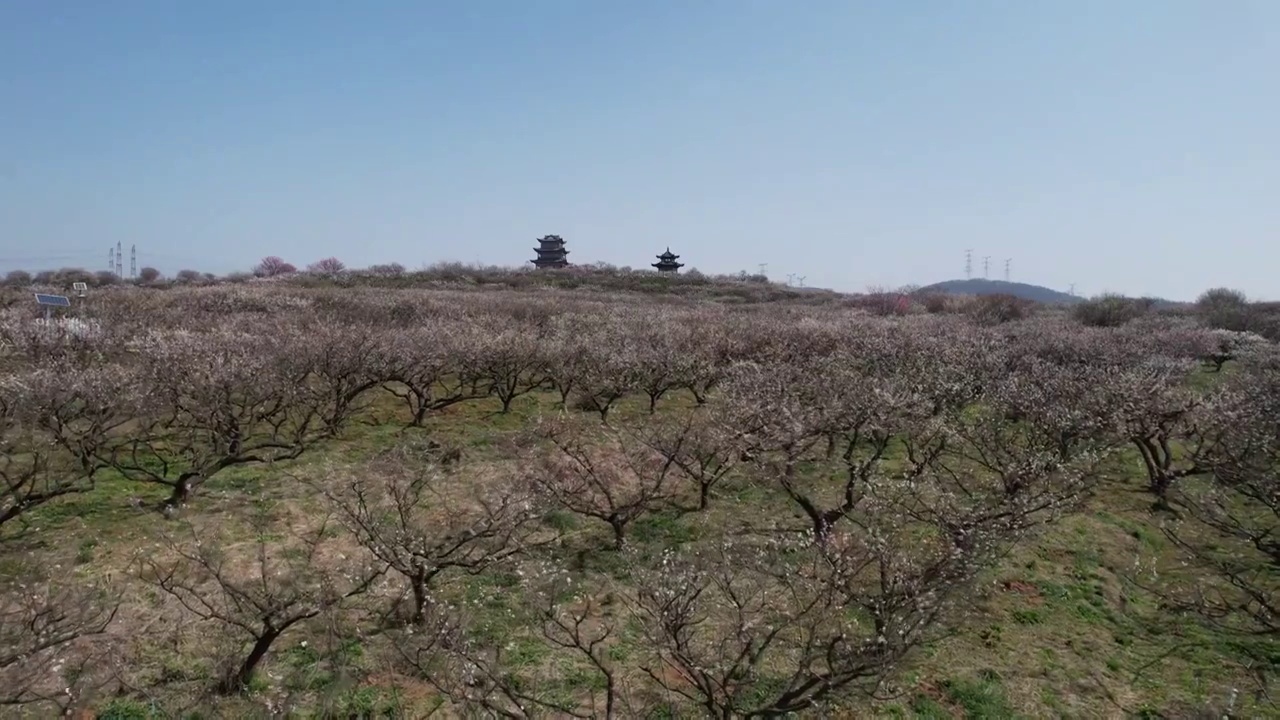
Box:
[12,386,1277,719]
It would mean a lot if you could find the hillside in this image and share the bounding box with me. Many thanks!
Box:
[1,284,1273,718]
[920,278,1081,304]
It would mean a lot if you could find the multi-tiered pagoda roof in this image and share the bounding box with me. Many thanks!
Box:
[652,247,684,273]
[531,235,570,269]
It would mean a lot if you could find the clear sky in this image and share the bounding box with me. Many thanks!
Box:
[1,1,1277,299]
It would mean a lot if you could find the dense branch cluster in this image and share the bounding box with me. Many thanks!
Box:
[0,284,1275,715]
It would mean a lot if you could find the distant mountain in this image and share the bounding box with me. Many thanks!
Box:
[918,279,1081,305]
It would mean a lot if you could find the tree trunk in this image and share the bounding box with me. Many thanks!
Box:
[609,517,626,550]
[219,629,280,694]
[410,388,431,427]
[164,474,197,512]
[698,482,712,511]
[647,389,667,414]
[410,571,429,625]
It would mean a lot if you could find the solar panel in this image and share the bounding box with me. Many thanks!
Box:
[34,294,71,307]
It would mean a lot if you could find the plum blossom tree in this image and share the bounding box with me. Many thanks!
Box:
[633,411,738,512]
[1110,357,1206,507]
[307,257,346,275]
[392,561,629,718]
[285,321,386,436]
[253,256,296,277]
[3,270,31,287]
[378,322,488,427]
[531,418,679,549]
[473,326,548,414]
[137,508,385,693]
[1,365,134,534]
[0,567,118,709]
[1145,346,1280,665]
[101,326,327,509]
[321,442,545,625]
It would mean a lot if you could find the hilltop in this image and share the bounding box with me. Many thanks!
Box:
[919,278,1081,304]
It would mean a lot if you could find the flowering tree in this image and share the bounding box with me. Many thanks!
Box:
[1,365,134,534]
[137,508,384,693]
[1143,346,1280,664]
[322,442,545,624]
[307,257,346,275]
[101,327,324,509]
[0,567,118,709]
[531,418,679,549]
[3,270,31,287]
[1110,358,1206,506]
[393,563,629,718]
[473,326,548,414]
[253,256,296,277]
[378,322,488,426]
[633,411,738,512]
[284,322,386,436]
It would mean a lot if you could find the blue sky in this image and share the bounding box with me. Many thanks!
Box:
[1,1,1277,299]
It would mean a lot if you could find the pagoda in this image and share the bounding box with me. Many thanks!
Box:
[531,235,570,269]
[652,247,684,273]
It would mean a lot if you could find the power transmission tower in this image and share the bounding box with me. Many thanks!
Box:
[757,263,768,277]
[1004,258,1011,282]
[786,273,796,287]
[108,247,115,274]
[1068,283,1076,297]
[130,245,137,279]
[796,275,806,287]
[982,256,990,279]
[964,249,973,279]
[115,241,123,277]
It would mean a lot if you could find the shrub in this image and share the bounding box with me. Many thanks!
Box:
[1072,294,1153,327]
[93,271,120,286]
[1196,287,1250,331]
[4,270,31,286]
[56,268,95,287]
[175,269,202,283]
[366,262,406,277]
[919,292,951,314]
[854,291,913,316]
[138,267,161,283]
[969,293,1032,325]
